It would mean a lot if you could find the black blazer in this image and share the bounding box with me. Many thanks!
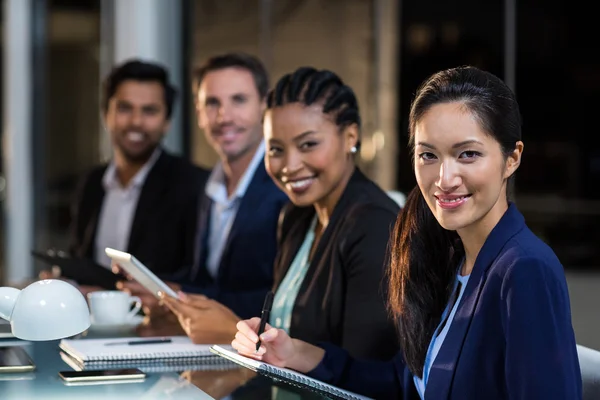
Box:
[182,162,289,319]
[69,149,210,277]
[274,168,400,361]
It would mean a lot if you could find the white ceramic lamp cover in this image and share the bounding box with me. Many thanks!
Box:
[0,279,91,340]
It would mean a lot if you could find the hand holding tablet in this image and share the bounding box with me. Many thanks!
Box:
[104,248,179,299]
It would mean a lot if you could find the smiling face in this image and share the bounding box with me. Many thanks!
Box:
[264,102,358,209]
[196,67,265,163]
[414,102,522,234]
[104,80,169,163]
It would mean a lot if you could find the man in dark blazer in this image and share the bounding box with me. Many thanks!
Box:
[182,52,288,320]
[54,60,209,293]
[122,53,288,342]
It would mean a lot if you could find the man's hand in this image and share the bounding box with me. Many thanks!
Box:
[78,285,104,297]
[161,293,240,344]
[38,269,58,280]
[38,269,102,297]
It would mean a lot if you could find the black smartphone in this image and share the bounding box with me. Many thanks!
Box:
[0,346,36,373]
[59,368,146,383]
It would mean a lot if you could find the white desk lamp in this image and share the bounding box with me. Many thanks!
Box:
[0,279,90,340]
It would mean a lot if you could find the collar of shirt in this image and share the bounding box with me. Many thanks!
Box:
[102,147,162,191]
[205,141,265,206]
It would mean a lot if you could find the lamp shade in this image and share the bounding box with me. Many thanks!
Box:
[0,279,90,341]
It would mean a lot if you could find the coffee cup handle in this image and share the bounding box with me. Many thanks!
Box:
[127,296,142,319]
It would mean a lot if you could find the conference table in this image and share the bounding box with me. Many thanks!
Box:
[0,319,327,399]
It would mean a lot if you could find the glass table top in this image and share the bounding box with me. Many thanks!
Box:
[0,319,332,400]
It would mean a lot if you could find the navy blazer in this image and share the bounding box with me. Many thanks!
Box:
[308,203,582,400]
[181,162,289,320]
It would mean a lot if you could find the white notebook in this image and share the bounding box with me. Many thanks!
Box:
[59,350,238,374]
[210,345,373,400]
[59,336,233,365]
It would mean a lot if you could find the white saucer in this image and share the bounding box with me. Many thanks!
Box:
[88,315,144,333]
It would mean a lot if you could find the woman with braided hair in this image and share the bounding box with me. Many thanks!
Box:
[160,66,399,362]
[263,67,400,361]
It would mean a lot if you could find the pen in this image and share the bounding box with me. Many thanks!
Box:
[256,291,274,352]
[104,338,172,346]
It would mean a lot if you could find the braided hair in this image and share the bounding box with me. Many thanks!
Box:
[267,67,361,147]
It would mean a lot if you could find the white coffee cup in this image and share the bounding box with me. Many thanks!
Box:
[87,291,142,325]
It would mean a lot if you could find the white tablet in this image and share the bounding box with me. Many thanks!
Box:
[104,248,178,299]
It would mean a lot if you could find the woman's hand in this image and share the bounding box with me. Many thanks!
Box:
[231,318,325,373]
[231,318,296,368]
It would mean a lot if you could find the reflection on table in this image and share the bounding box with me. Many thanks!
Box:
[1,311,334,399]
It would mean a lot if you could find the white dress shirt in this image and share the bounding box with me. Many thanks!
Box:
[94,149,161,268]
[205,142,265,278]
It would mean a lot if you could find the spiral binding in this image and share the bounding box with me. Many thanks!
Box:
[61,349,238,374]
[87,351,224,362]
[261,365,364,400]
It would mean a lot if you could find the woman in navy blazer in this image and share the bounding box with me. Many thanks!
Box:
[231,66,582,399]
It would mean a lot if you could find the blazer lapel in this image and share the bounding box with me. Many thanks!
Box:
[216,163,269,280]
[294,168,366,301]
[273,207,314,288]
[190,194,213,283]
[127,152,169,252]
[425,203,525,399]
[81,177,106,259]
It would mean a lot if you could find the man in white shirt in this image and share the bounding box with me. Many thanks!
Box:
[44,60,209,296]
[121,53,288,343]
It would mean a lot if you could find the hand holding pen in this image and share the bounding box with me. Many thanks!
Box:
[230,290,322,370]
[255,291,274,352]
[232,315,325,371]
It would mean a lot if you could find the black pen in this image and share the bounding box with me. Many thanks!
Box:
[256,291,274,352]
[105,338,172,346]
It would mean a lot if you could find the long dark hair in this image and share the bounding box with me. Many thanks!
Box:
[388,66,522,377]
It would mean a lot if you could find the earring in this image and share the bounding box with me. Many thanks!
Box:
[350,146,357,154]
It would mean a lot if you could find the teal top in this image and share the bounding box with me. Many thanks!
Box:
[270,217,317,332]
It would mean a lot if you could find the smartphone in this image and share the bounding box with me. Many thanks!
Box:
[59,368,146,383]
[0,346,36,373]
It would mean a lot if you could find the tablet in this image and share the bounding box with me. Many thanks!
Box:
[104,248,178,299]
[31,249,124,289]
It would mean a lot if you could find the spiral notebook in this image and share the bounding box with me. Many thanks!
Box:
[59,350,237,373]
[59,336,234,367]
[209,345,373,400]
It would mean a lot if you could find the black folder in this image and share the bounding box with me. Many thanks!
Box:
[31,249,125,289]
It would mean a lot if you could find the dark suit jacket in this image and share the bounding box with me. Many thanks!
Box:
[274,168,400,361]
[182,162,289,320]
[308,203,582,400]
[69,149,209,279]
